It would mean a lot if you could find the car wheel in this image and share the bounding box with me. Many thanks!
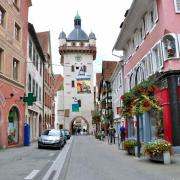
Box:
[38,144,41,149]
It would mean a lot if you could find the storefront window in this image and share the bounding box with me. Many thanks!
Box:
[8,107,19,145]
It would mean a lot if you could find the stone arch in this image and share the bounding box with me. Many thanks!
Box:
[70,116,90,135]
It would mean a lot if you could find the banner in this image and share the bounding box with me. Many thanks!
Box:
[77,78,91,94]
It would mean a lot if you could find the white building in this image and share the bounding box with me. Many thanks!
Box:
[110,61,124,132]
[26,23,44,141]
[58,13,96,133]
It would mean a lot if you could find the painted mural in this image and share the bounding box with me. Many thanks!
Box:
[77,78,91,94]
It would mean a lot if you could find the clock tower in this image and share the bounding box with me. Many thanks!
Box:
[58,13,96,134]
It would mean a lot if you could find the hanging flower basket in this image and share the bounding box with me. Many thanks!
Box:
[120,80,162,117]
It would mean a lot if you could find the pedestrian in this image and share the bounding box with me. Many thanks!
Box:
[120,124,126,142]
[109,126,116,144]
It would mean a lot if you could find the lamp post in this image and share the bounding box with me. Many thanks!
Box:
[136,115,141,158]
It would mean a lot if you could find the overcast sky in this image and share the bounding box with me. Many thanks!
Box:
[28,0,133,75]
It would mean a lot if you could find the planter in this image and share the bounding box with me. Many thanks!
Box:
[149,151,171,164]
[127,147,135,155]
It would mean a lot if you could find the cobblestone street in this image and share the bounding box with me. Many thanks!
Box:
[62,136,180,180]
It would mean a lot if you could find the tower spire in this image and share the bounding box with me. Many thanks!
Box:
[74,12,81,28]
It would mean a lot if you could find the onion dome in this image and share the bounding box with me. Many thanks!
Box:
[59,30,66,39]
[89,32,96,40]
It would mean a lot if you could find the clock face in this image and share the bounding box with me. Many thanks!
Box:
[75,55,82,62]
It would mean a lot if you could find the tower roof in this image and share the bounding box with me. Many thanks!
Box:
[67,13,89,41]
[59,30,66,39]
[89,32,96,40]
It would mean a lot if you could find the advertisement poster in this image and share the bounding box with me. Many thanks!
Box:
[77,78,91,94]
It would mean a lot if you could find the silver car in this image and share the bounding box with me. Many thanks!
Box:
[38,129,64,149]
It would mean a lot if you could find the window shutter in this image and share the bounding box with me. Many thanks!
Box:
[153,0,158,22]
[174,0,180,13]
[71,65,74,72]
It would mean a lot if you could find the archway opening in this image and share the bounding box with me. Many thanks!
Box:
[70,116,89,135]
[8,106,19,145]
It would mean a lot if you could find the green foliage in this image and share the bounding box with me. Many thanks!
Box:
[124,139,138,150]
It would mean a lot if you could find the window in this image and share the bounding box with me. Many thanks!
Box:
[36,54,39,71]
[13,0,20,10]
[135,67,144,85]
[0,6,5,27]
[32,79,35,95]
[174,0,180,13]
[29,39,32,60]
[145,53,153,77]
[72,80,75,87]
[13,58,19,81]
[40,60,42,76]
[33,48,35,65]
[28,74,31,92]
[36,83,38,99]
[14,23,20,41]
[0,48,4,72]
[129,73,135,90]
[152,42,163,72]
[39,87,41,102]
[83,65,87,72]
[71,65,75,72]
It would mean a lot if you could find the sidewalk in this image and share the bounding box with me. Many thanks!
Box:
[100,135,180,166]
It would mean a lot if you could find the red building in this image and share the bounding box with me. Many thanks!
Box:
[113,0,180,148]
[0,0,31,148]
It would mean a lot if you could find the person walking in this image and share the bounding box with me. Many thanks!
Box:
[120,125,126,142]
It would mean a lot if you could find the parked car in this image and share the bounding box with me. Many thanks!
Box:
[63,129,71,139]
[38,129,64,149]
[61,129,67,144]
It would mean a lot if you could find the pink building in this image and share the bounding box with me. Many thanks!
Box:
[0,0,31,148]
[113,0,180,147]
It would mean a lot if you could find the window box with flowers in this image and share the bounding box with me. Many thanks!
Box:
[144,139,173,164]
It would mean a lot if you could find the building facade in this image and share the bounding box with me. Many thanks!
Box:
[26,23,45,141]
[0,0,31,148]
[59,13,96,134]
[37,31,55,131]
[110,61,124,133]
[113,0,180,147]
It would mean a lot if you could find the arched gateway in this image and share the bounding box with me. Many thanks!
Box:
[70,116,90,134]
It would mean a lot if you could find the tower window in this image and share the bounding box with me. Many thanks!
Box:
[0,48,4,73]
[72,80,75,87]
[71,65,75,72]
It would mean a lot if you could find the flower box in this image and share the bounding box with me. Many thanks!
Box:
[144,139,172,164]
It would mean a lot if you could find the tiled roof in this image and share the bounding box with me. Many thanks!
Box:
[53,74,64,95]
[96,73,102,87]
[102,61,117,81]
[37,31,50,54]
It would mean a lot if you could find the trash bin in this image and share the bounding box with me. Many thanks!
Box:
[24,123,30,146]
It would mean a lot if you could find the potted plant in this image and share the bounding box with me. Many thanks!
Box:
[124,138,138,155]
[144,139,173,164]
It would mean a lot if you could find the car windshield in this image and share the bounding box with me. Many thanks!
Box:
[42,130,60,136]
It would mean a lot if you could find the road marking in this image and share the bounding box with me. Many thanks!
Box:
[24,170,40,179]
[42,137,73,180]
